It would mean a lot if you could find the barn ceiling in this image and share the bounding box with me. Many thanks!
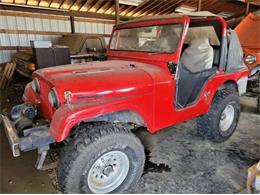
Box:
[0,0,259,20]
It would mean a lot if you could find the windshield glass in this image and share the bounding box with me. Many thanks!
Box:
[110,24,183,53]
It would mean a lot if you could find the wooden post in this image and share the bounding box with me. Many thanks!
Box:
[70,15,75,34]
[245,1,250,15]
[198,0,202,11]
[115,0,120,24]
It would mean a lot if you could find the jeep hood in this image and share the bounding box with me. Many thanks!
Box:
[34,60,168,103]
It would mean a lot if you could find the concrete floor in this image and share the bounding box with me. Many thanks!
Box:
[0,129,55,193]
[133,96,260,193]
[0,83,259,193]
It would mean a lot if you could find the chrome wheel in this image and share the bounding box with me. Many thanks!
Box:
[219,104,235,132]
[87,150,130,193]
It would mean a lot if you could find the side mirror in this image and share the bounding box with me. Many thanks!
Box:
[167,61,177,74]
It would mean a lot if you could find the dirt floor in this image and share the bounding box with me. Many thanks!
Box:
[0,81,259,193]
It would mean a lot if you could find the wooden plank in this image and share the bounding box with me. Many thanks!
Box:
[104,3,115,15]
[115,0,120,24]
[0,29,111,37]
[70,0,86,11]
[198,0,202,11]
[96,0,113,14]
[0,46,31,50]
[0,9,69,20]
[0,29,70,35]
[0,63,16,89]
[246,1,250,15]
[60,0,75,9]
[79,0,95,12]
[125,0,150,16]
[120,5,135,16]
[163,0,194,15]
[88,0,105,13]
[49,0,65,9]
[0,3,132,20]
[154,0,182,15]
[0,9,115,24]
[133,0,159,17]
[138,0,163,16]
[75,17,115,24]
[38,0,52,7]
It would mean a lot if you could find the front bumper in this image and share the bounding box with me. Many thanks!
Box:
[1,115,20,157]
[1,114,55,169]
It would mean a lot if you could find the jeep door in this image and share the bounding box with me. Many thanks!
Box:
[174,20,222,109]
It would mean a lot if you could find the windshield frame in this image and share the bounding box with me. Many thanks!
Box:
[109,23,184,54]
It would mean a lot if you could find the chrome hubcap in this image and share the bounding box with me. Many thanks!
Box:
[87,150,129,193]
[219,104,235,132]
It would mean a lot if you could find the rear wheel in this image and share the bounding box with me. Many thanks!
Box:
[257,96,260,114]
[57,122,145,193]
[197,89,240,142]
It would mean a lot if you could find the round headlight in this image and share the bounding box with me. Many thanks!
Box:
[48,88,59,108]
[32,78,40,93]
[245,55,256,64]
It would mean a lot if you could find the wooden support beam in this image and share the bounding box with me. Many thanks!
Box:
[198,0,202,11]
[133,0,158,17]
[88,0,104,13]
[120,5,135,16]
[125,0,149,17]
[96,0,112,14]
[75,17,115,24]
[0,3,131,20]
[0,9,115,23]
[245,1,250,15]
[70,15,75,34]
[0,29,70,35]
[0,29,111,37]
[0,46,31,51]
[79,0,95,12]
[154,0,182,16]
[0,9,69,20]
[115,0,120,24]
[138,0,160,16]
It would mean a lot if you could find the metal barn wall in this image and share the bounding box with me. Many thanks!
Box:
[0,11,114,63]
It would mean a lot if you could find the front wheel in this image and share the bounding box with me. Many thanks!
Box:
[57,122,145,193]
[197,89,240,142]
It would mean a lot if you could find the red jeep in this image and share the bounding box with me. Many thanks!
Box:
[1,13,249,193]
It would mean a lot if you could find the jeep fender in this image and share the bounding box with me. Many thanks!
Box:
[218,76,248,96]
[48,100,152,142]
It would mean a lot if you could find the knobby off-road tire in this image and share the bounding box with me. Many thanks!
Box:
[197,89,240,142]
[257,96,260,114]
[57,122,145,194]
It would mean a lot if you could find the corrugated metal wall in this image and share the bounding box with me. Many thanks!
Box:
[74,20,113,43]
[0,12,114,63]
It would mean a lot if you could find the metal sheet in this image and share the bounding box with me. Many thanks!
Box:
[6,16,17,29]
[0,14,113,62]
[0,15,8,29]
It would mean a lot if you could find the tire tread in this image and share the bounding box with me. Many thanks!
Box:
[197,89,240,142]
[57,122,143,193]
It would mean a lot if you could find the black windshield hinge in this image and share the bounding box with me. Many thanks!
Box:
[167,61,177,74]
